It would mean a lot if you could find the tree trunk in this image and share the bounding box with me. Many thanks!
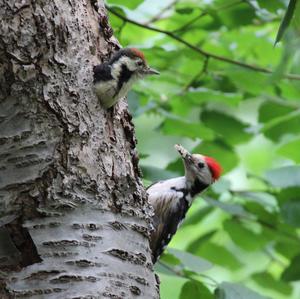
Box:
[0,0,158,298]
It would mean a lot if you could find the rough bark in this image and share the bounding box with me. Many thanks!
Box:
[0,0,158,298]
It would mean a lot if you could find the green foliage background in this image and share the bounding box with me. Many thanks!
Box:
[106,0,300,298]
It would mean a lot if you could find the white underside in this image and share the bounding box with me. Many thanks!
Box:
[94,76,138,109]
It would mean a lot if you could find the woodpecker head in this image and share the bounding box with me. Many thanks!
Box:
[110,48,159,78]
[175,144,222,187]
[93,48,159,108]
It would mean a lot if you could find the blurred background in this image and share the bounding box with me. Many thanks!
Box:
[106,0,300,298]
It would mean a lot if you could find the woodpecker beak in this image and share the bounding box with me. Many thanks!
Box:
[143,66,160,75]
[175,144,192,163]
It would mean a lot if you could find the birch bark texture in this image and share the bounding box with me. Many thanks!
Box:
[0,0,158,298]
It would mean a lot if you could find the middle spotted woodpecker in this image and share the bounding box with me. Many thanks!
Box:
[148,144,222,263]
[93,48,159,109]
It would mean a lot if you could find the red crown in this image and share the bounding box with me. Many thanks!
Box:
[131,48,146,62]
[203,156,222,181]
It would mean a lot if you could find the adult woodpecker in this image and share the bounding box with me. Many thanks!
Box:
[93,48,159,109]
[148,144,222,263]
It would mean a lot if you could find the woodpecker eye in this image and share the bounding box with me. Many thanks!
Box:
[198,162,205,169]
[137,60,143,66]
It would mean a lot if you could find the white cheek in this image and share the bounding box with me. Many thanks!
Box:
[197,167,213,186]
[127,60,138,71]
[204,168,213,185]
[110,56,137,79]
[121,57,138,72]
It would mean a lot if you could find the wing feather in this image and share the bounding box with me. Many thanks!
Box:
[148,187,188,263]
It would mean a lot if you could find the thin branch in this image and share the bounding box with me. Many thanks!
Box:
[144,0,179,25]
[107,6,300,81]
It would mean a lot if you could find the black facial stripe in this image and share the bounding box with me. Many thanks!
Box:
[190,178,208,197]
[115,64,134,96]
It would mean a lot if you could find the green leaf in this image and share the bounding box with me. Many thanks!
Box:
[223,219,268,251]
[180,280,214,299]
[277,138,300,163]
[216,2,256,29]
[106,0,143,10]
[278,80,300,101]
[275,0,298,44]
[142,165,177,182]
[226,70,271,95]
[167,248,213,273]
[187,231,217,253]
[154,262,178,277]
[176,8,194,15]
[281,199,300,227]
[258,101,294,123]
[265,166,300,188]
[197,242,243,270]
[243,201,278,226]
[275,241,300,259]
[241,192,277,210]
[282,254,300,282]
[160,252,181,266]
[277,187,300,204]
[161,118,215,140]
[261,110,300,142]
[182,206,214,227]
[186,88,242,106]
[205,197,248,217]
[252,272,292,296]
[201,110,252,144]
[257,0,286,12]
[215,282,270,299]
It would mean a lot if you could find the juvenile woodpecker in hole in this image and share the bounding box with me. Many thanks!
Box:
[93,48,159,109]
[148,144,222,263]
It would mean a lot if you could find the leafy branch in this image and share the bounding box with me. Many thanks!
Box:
[107,6,300,81]
[275,0,298,44]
